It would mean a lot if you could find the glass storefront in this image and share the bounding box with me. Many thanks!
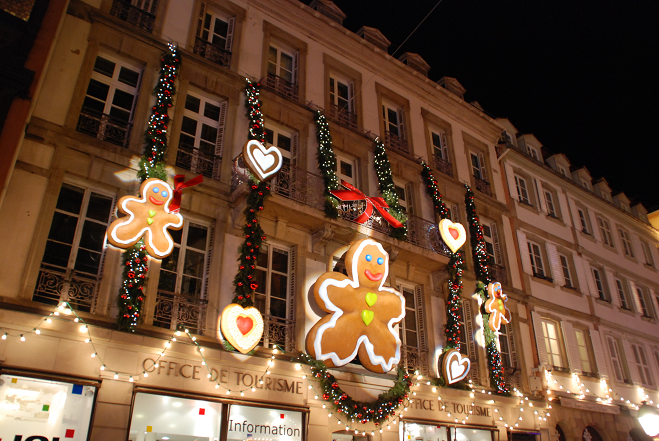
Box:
[0,374,96,440]
[403,422,496,441]
[227,404,302,441]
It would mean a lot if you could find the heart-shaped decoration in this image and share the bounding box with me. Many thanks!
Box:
[361,309,374,326]
[243,140,283,181]
[220,303,264,354]
[439,219,467,254]
[365,292,377,307]
[149,210,156,218]
[147,218,153,225]
[442,349,471,384]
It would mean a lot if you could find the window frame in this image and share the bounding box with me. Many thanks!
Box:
[268,43,296,85]
[527,240,546,278]
[618,228,635,258]
[83,54,142,121]
[541,318,568,370]
[179,91,225,155]
[577,208,591,235]
[606,335,627,383]
[264,123,294,165]
[397,283,421,349]
[636,286,652,318]
[544,190,558,218]
[641,241,655,267]
[559,254,574,288]
[615,278,631,310]
[514,175,531,205]
[591,267,607,302]
[526,145,540,161]
[597,217,615,247]
[254,242,293,325]
[630,343,654,388]
[334,151,357,187]
[573,328,597,376]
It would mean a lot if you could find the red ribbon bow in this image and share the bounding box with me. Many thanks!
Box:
[330,180,403,229]
[169,174,204,213]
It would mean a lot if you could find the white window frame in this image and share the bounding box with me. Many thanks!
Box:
[329,73,354,114]
[334,152,357,187]
[264,124,294,164]
[515,175,531,205]
[526,145,540,161]
[179,91,225,157]
[557,165,568,177]
[559,254,573,288]
[636,286,652,318]
[578,208,590,234]
[382,102,404,140]
[541,318,567,369]
[574,328,595,375]
[615,278,630,310]
[268,43,296,85]
[618,228,634,257]
[545,190,558,217]
[597,217,614,247]
[631,343,654,388]
[430,129,449,161]
[200,8,235,51]
[527,241,546,278]
[606,335,626,383]
[397,283,423,350]
[591,267,607,301]
[481,220,501,266]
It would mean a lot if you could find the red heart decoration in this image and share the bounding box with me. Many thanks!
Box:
[236,316,253,335]
[449,227,460,240]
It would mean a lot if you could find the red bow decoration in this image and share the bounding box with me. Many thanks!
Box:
[330,180,403,228]
[169,174,204,213]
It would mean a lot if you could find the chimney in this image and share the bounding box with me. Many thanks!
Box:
[356,26,391,52]
[398,52,431,77]
[309,0,346,26]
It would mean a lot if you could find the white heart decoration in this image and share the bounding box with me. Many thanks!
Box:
[243,140,283,181]
[219,303,265,354]
[439,219,467,254]
[442,349,471,384]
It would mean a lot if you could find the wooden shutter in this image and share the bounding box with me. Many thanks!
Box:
[415,285,426,350]
[546,243,563,286]
[196,2,207,38]
[561,321,583,374]
[622,340,642,386]
[202,222,215,300]
[290,132,299,167]
[450,203,459,223]
[225,17,235,52]
[604,269,621,308]
[463,299,479,383]
[405,182,415,216]
[397,108,406,141]
[517,230,533,275]
[214,101,228,157]
[490,222,502,265]
[478,152,487,181]
[590,331,609,380]
[504,164,519,201]
[535,179,547,213]
[629,280,643,315]
[440,132,449,159]
[288,246,296,321]
[587,266,600,299]
[348,81,355,114]
[572,254,590,296]
[507,321,519,369]
[292,52,299,87]
[531,311,549,367]
[606,336,625,383]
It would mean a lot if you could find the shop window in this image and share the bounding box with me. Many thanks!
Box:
[403,422,449,440]
[0,375,96,439]
[194,4,235,67]
[541,318,567,370]
[77,55,142,147]
[33,183,114,312]
[228,404,303,441]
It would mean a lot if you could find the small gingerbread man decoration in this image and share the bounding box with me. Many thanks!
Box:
[306,238,405,373]
[107,178,183,259]
[484,282,511,332]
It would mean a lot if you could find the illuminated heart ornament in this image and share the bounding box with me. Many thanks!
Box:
[220,303,264,354]
[243,140,283,181]
[442,349,471,384]
[439,219,467,254]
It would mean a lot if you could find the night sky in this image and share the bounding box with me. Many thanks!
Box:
[321,0,659,210]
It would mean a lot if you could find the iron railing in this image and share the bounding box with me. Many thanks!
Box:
[77,108,132,148]
[474,177,492,196]
[266,73,298,99]
[329,103,357,129]
[153,290,208,335]
[399,345,429,375]
[175,143,221,179]
[110,0,156,33]
[432,154,453,177]
[193,36,231,68]
[261,315,295,353]
[33,263,99,313]
[384,130,409,155]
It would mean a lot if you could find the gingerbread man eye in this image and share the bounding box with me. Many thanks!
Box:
[377,257,384,265]
[365,254,372,262]
[153,187,160,193]
[161,190,168,197]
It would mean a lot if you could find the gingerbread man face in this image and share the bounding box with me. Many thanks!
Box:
[484,282,511,332]
[306,238,405,373]
[107,178,183,259]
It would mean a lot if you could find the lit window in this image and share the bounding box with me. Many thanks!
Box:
[541,319,566,369]
[515,175,530,205]
[618,229,634,257]
[574,329,595,375]
[606,336,626,383]
[527,241,545,278]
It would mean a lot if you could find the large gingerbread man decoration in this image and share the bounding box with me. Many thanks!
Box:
[107,178,183,259]
[306,238,405,373]
[484,282,511,332]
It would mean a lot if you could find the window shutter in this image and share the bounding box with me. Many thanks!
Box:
[590,331,609,380]
[290,132,299,167]
[546,243,563,286]
[440,132,449,160]
[202,222,215,300]
[531,311,549,367]
[450,203,459,223]
[561,321,582,374]
[348,81,355,114]
[606,336,625,383]
[292,52,299,86]
[196,2,207,38]
[415,285,426,351]
[622,339,642,386]
[628,280,643,315]
[405,182,415,216]
[604,269,621,308]
[225,17,235,52]
[463,299,479,384]
[507,321,519,369]
[397,108,406,141]
[478,152,487,181]
[504,164,519,201]
[214,101,228,157]
[517,231,533,275]
[572,254,590,295]
[535,179,547,213]
[587,267,600,299]
[288,246,297,322]
[490,222,502,265]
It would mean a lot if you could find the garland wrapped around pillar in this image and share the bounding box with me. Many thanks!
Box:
[315,111,340,218]
[464,185,508,393]
[373,138,407,240]
[117,43,180,332]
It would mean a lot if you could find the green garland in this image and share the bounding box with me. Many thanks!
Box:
[421,161,449,219]
[373,138,407,240]
[117,43,180,332]
[315,111,340,218]
[464,185,508,393]
[296,354,411,426]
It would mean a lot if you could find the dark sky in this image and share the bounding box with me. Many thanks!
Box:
[323,0,659,210]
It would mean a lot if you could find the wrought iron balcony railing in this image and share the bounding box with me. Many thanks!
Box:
[266,73,298,100]
[329,103,358,130]
[384,130,409,155]
[153,290,208,336]
[33,263,100,313]
[474,177,492,197]
[77,108,132,148]
[193,36,232,68]
[432,154,453,177]
[176,143,221,180]
[261,315,295,353]
[110,0,156,33]
[399,345,429,375]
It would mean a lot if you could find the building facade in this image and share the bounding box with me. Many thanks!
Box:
[0,0,656,440]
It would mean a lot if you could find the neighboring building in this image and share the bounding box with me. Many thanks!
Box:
[0,1,655,441]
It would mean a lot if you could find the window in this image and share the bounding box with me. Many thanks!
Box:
[33,184,114,312]
[591,268,607,301]
[574,328,596,375]
[431,131,449,161]
[200,10,233,51]
[606,336,626,383]
[267,44,298,98]
[578,208,590,234]
[618,229,634,257]
[515,175,531,205]
[446,203,460,223]
[329,75,354,114]
[559,254,573,288]
[636,287,652,318]
[545,191,558,217]
[641,241,655,266]
[526,146,539,160]
[527,241,545,278]
[557,165,568,177]
[470,152,487,181]
[77,55,142,147]
[541,319,566,369]
[597,217,614,247]
[482,222,501,266]
[615,278,630,310]
[264,125,294,166]
[176,93,226,179]
[654,350,659,372]
[499,323,515,368]
[394,183,411,214]
[581,179,590,190]
[334,152,356,187]
[631,344,654,387]
[382,103,408,153]
[398,285,421,348]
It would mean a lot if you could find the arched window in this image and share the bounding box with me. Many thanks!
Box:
[556,424,567,441]
[583,426,603,441]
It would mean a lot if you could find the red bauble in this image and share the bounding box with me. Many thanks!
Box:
[331,382,338,389]
[238,296,243,300]
[249,283,258,290]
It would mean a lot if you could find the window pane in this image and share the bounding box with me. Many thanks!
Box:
[112,89,135,112]
[73,248,102,274]
[204,102,221,121]
[337,81,349,100]
[158,269,177,292]
[200,124,217,143]
[280,52,293,71]
[340,161,353,178]
[179,133,195,149]
[56,185,84,214]
[277,134,291,152]
[271,248,288,273]
[170,228,183,245]
[181,116,198,136]
[160,247,180,272]
[187,225,208,250]
[185,95,201,113]
[47,212,78,244]
[254,293,266,314]
[213,17,228,37]
[404,311,417,332]
[118,67,140,87]
[403,290,414,307]
[268,46,278,64]
[270,297,287,319]
[254,269,266,295]
[78,221,106,252]
[108,106,130,123]
[264,130,274,145]
[86,193,113,222]
[42,241,72,267]
[183,250,205,278]
[395,185,406,201]
[405,330,418,347]
[82,96,105,114]
[181,275,202,297]
[256,246,268,268]
[86,79,110,102]
[93,57,115,77]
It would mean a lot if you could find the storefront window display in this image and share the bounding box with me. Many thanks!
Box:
[402,422,497,441]
[0,374,96,440]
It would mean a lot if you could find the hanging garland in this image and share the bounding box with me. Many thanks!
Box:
[117,43,180,332]
[373,138,407,240]
[464,185,508,393]
[421,161,449,219]
[296,354,411,426]
[315,111,340,219]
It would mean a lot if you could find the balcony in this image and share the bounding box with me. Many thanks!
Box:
[329,103,357,130]
[488,264,508,285]
[384,131,409,155]
[32,263,99,313]
[265,73,298,100]
[474,177,492,197]
[176,143,221,180]
[432,154,453,177]
[77,108,132,148]
[153,290,207,335]
[110,0,157,33]
[261,315,295,353]
[193,36,231,68]
[399,345,429,375]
